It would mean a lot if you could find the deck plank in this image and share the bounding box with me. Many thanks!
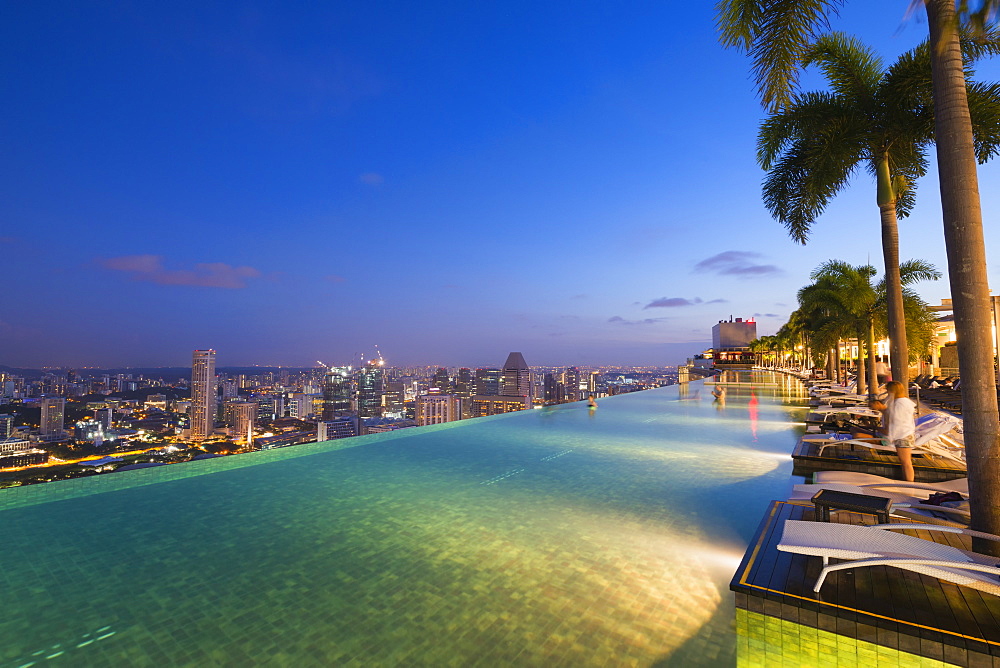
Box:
[732,500,1000,659]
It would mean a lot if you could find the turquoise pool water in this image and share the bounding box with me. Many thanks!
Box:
[0,371,806,667]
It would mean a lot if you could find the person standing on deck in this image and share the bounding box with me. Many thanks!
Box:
[870,380,916,482]
[875,356,890,387]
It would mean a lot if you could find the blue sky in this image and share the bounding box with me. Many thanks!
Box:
[3,2,1000,368]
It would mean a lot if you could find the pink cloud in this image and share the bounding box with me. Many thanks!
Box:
[324,274,347,283]
[101,255,261,289]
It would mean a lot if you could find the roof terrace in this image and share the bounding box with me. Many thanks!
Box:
[0,372,806,666]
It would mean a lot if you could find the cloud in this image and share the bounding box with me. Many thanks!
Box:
[0,236,15,244]
[608,315,668,326]
[570,294,588,300]
[706,298,728,304]
[753,312,781,318]
[644,297,702,309]
[101,255,261,289]
[359,172,384,185]
[324,274,347,283]
[694,251,782,277]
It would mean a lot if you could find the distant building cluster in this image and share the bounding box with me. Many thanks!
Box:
[0,351,678,483]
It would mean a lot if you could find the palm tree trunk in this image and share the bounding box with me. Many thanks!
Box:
[867,319,878,399]
[876,156,909,390]
[835,341,842,384]
[827,348,835,380]
[855,334,867,396]
[926,0,1000,545]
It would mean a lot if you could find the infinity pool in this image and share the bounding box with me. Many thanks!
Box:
[0,371,806,667]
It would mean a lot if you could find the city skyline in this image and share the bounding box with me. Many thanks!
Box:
[4,3,1000,368]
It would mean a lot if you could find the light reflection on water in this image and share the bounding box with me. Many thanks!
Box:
[0,371,806,666]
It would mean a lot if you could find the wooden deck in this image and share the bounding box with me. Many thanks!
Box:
[791,437,966,483]
[732,500,1000,665]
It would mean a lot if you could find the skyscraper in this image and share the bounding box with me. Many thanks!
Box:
[358,359,385,418]
[454,368,474,397]
[474,368,501,396]
[190,349,217,441]
[431,367,451,393]
[564,367,582,401]
[321,367,352,420]
[226,401,257,445]
[39,397,66,439]
[500,352,531,399]
[543,373,566,404]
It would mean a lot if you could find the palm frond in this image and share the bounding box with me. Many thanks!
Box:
[803,33,883,103]
[762,141,860,243]
[716,0,763,49]
[967,81,1000,162]
[719,0,846,110]
[899,258,943,284]
[757,91,849,168]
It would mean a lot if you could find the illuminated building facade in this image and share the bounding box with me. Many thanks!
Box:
[40,397,66,439]
[317,417,359,441]
[470,395,530,417]
[227,401,257,444]
[321,366,352,420]
[543,374,565,404]
[711,317,757,368]
[500,352,532,399]
[431,368,451,393]
[190,349,217,441]
[416,394,460,426]
[564,367,581,401]
[454,368,473,397]
[474,368,501,396]
[358,360,385,418]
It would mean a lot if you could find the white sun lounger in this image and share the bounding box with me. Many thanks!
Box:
[788,482,970,525]
[776,520,1000,594]
[808,413,963,461]
[814,471,969,494]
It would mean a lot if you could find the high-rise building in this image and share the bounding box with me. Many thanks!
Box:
[190,349,217,441]
[469,395,531,417]
[40,397,66,438]
[431,368,451,393]
[321,367,353,420]
[0,414,13,438]
[221,379,239,401]
[416,394,461,426]
[500,352,532,399]
[226,401,257,444]
[317,417,358,441]
[95,407,113,431]
[454,368,474,397]
[358,359,385,418]
[543,374,566,404]
[564,367,582,401]
[474,368,501,396]
[288,393,320,419]
[383,381,406,418]
[589,372,601,395]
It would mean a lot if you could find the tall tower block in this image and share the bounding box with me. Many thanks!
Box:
[191,349,217,441]
[500,352,532,399]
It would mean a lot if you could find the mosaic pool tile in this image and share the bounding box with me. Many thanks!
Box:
[1,372,804,666]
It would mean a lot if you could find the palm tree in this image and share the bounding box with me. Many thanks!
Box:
[799,262,880,395]
[795,259,941,395]
[875,259,942,366]
[757,32,1000,390]
[717,0,1000,544]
